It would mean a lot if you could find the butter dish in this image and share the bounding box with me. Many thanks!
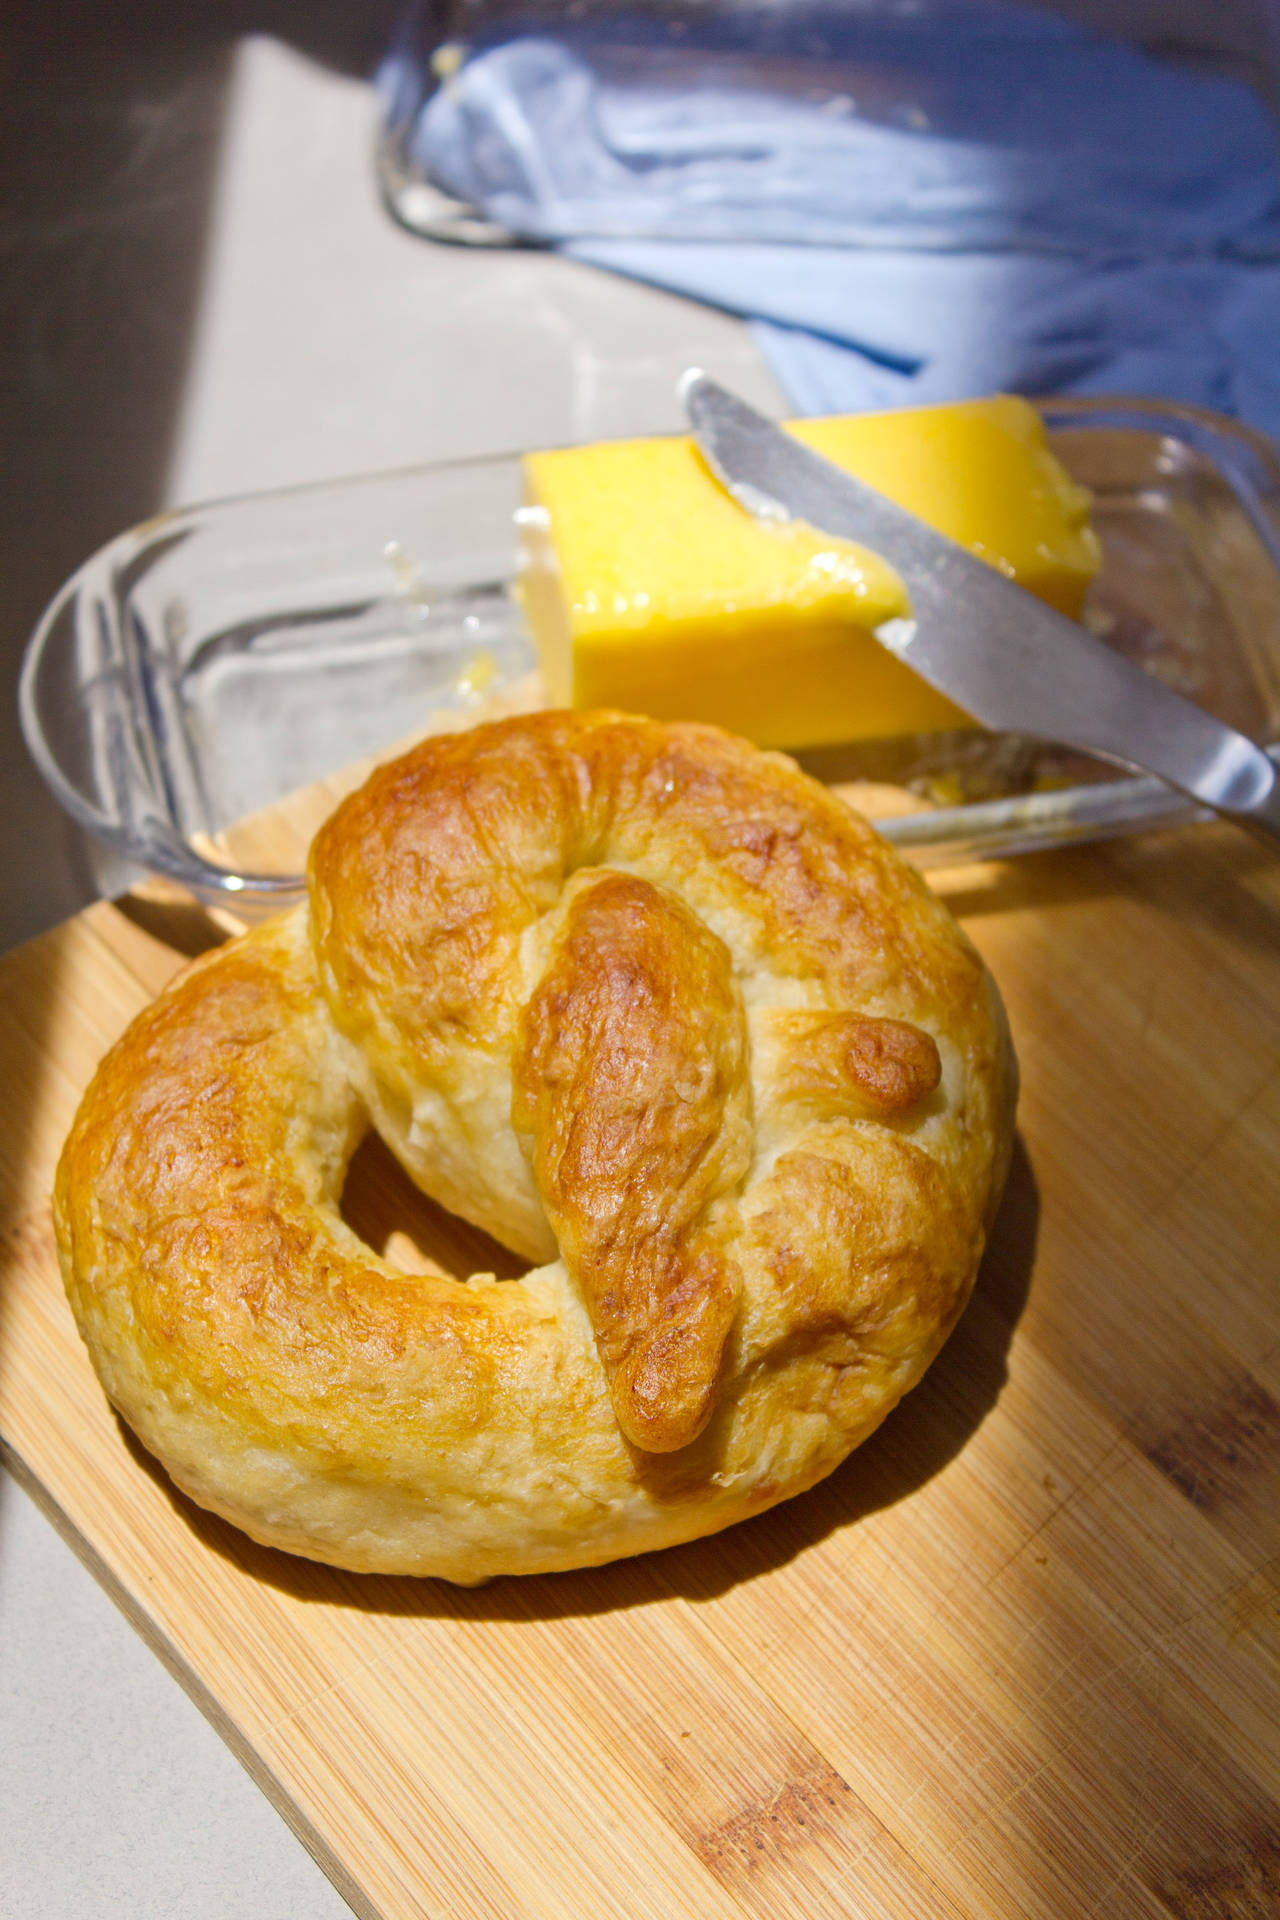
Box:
[20,399,1280,911]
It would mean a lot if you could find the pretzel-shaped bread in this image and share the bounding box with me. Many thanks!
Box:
[55,713,1015,1582]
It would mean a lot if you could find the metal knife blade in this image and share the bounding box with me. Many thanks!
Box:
[682,371,1280,844]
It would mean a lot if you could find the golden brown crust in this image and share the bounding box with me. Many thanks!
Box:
[55,711,1017,1581]
[767,1010,943,1119]
[514,870,749,1453]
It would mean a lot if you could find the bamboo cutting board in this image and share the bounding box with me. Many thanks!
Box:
[1,806,1279,1919]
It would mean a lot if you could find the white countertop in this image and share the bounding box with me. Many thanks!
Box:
[0,29,781,1918]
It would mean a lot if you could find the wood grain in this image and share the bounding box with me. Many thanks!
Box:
[1,807,1278,1919]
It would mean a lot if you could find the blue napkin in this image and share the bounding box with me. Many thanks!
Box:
[382,2,1280,435]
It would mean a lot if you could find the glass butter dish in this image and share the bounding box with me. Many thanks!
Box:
[20,399,1280,914]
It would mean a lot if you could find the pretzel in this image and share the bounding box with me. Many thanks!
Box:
[55,713,1015,1582]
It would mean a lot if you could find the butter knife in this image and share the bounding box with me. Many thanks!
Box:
[682,372,1280,845]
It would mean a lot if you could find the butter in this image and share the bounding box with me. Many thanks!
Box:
[519,396,1100,749]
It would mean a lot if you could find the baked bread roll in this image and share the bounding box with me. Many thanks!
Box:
[55,713,1016,1582]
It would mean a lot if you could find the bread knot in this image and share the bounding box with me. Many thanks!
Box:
[55,713,1015,1581]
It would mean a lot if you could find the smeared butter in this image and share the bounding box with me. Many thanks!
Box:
[519,396,1099,749]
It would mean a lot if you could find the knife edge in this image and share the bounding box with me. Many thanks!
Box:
[682,372,1280,838]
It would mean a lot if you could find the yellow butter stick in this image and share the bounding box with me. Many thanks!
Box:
[518,395,1099,749]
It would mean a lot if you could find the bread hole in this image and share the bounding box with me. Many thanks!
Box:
[339,1131,528,1282]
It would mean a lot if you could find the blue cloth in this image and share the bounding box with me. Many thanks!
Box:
[382,2,1280,437]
